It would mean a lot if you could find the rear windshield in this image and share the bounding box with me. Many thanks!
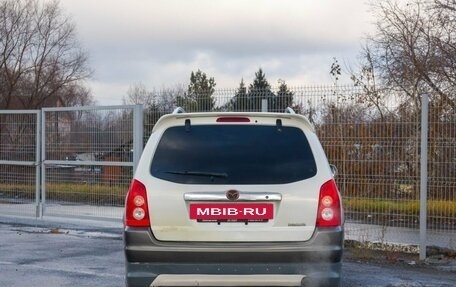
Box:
[150,124,317,184]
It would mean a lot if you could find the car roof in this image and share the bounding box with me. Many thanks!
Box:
[152,112,315,133]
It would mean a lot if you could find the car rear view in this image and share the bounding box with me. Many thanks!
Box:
[124,109,343,287]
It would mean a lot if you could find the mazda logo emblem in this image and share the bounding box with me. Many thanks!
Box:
[226,189,240,201]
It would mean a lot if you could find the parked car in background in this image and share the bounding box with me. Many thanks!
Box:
[124,107,344,287]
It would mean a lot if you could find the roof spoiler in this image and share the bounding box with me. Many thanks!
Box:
[174,106,296,114]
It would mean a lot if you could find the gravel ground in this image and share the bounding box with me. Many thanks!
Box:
[0,218,455,287]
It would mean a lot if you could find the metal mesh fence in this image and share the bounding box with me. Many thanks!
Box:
[427,103,456,247]
[1,85,454,249]
[143,85,455,248]
[43,166,130,219]
[0,112,37,162]
[41,107,136,220]
[44,108,134,162]
[0,111,39,217]
[0,164,37,217]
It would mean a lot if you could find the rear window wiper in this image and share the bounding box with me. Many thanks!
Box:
[163,170,228,178]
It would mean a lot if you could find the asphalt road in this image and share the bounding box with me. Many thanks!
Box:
[0,221,455,287]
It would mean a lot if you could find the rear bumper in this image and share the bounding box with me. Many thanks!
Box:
[124,226,343,287]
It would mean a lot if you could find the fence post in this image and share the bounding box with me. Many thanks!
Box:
[261,99,268,112]
[133,104,144,174]
[40,109,46,218]
[419,94,429,261]
[35,111,42,218]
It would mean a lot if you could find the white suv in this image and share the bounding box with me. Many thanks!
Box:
[124,108,343,287]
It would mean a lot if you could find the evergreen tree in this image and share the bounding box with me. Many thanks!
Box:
[274,80,294,112]
[231,78,248,111]
[248,68,274,111]
[177,69,216,112]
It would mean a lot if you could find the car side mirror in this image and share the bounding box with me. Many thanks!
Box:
[329,164,338,177]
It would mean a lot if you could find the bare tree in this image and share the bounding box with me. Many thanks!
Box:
[123,82,154,107]
[0,0,91,109]
[123,82,185,111]
[347,48,388,120]
[360,0,455,113]
[343,0,456,203]
[123,82,186,136]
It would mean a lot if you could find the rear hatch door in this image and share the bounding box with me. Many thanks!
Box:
[142,115,327,242]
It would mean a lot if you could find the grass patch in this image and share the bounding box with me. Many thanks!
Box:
[46,182,127,205]
[0,182,128,205]
[344,198,456,217]
[2,182,456,214]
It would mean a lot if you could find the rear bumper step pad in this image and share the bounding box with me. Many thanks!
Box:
[150,274,305,287]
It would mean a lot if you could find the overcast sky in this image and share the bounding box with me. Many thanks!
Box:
[58,0,374,105]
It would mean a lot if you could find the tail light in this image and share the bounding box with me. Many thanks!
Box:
[125,179,150,227]
[316,179,342,227]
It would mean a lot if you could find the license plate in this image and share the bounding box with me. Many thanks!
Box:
[189,203,273,221]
